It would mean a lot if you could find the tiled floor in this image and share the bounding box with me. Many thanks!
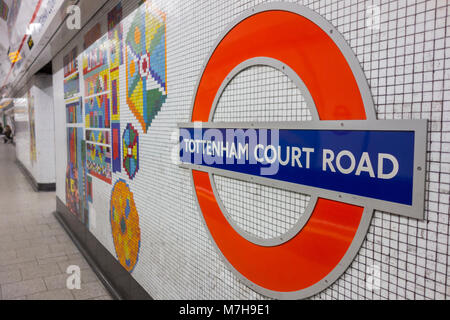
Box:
[0,142,112,300]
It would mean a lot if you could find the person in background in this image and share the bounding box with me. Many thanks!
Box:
[0,123,3,135]
[3,125,13,143]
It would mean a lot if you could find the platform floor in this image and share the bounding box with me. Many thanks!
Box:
[0,142,112,300]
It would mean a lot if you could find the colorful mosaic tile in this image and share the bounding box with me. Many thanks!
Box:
[27,90,36,163]
[108,3,122,174]
[85,94,110,129]
[110,70,120,119]
[66,98,83,124]
[125,1,167,133]
[66,162,81,217]
[66,127,86,221]
[108,3,124,67]
[108,4,123,123]
[82,34,109,76]
[86,129,110,145]
[63,46,78,78]
[112,122,121,173]
[110,179,141,272]
[86,142,112,184]
[86,175,93,203]
[122,123,139,179]
[64,72,80,100]
[84,70,109,97]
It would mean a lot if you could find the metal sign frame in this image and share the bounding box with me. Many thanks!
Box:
[179,120,427,221]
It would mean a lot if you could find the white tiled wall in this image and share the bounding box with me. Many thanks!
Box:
[15,74,56,184]
[52,0,449,300]
[13,96,30,170]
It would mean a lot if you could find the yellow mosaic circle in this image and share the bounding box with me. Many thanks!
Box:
[110,180,141,272]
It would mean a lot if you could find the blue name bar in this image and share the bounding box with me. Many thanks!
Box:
[180,127,416,206]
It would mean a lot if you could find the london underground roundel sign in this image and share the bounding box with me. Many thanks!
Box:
[179,3,427,299]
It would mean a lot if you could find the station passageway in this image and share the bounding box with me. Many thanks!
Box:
[0,142,112,300]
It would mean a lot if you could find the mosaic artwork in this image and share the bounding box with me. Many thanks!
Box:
[27,90,36,163]
[83,35,109,96]
[81,140,88,225]
[125,1,167,133]
[108,3,124,67]
[67,128,81,180]
[108,4,123,175]
[82,34,109,76]
[86,142,112,184]
[86,129,110,145]
[65,127,85,221]
[66,163,80,217]
[66,98,83,124]
[122,123,139,179]
[64,72,80,100]
[111,76,119,118]
[84,71,109,97]
[63,41,87,225]
[85,94,110,129]
[111,122,121,173]
[110,179,141,272]
[86,175,93,203]
[63,46,78,78]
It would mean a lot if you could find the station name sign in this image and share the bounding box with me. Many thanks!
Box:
[179,120,427,218]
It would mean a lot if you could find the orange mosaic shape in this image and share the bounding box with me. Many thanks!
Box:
[110,179,141,272]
